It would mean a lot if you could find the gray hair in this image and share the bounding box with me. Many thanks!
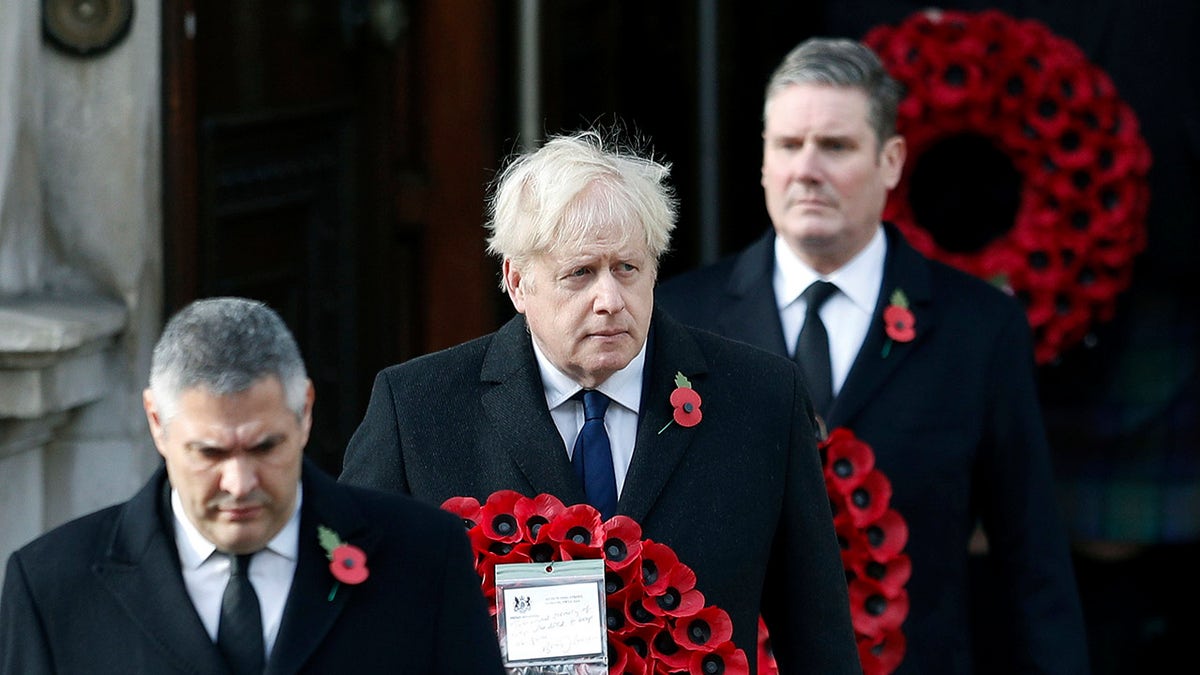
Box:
[148,297,309,421]
[764,37,903,147]
[485,129,678,291]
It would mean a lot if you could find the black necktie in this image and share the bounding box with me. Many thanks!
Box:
[794,280,839,418]
[572,390,618,520]
[218,553,264,675]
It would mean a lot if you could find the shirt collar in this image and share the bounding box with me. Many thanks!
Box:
[171,481,303,569]
[774,225,887,315]
[531,334,646,414]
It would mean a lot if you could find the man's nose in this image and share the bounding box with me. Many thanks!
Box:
[592,272,626,314]
[219,454,259,497]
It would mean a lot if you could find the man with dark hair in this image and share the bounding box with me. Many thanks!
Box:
[1,297,504,674]
[657,38,1089,674]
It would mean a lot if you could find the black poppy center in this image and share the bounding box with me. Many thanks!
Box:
[833,457,854,478]
[606,605,625,630]
[566,526,591,545]
[656,588,681,611]
[526,515,549,539]
[630,600,654,623]
[688,619,712,644]
[701,654,726,674]
[642,560,659,586]
[683,402,694,413]
[488,542,513,555]
[653,631,680,656]
[492,514,517,536]
[605,538,628,562]
[852,488,871,508]
[605,570,624,594]
[865,561,887,580]
[626,636,648,657]
[943,64,967,86]
[867,525,885,547]
[909,133,1021,253]
[865,594,888,616]
[530,543,555,563]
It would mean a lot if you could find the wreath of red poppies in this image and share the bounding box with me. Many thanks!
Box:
[863,9,1151,364]
[758,427,910,675]
[442,491,750,674]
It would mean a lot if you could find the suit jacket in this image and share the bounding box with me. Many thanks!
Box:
[340,309,863,674]
[656,225,1089,674]
[0,459,504,674]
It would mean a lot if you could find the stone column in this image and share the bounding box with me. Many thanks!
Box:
[0,0,163,584]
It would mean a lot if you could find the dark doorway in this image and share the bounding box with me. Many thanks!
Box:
[162,0,500,474]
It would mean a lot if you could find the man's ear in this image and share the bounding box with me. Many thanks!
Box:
[299,379,315,442]
[881,134,907,189]
[503,258,527,314]
[143,388,168,459]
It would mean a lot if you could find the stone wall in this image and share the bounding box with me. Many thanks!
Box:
[0,0,163,584]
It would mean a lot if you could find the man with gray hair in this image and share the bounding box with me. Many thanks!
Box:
[342,129,862,673]
[1,297,504,674]
[658,37,1089,673]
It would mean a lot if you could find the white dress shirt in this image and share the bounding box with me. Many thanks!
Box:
[172,483,302,658]
[532,337,645,498]
[774,226,886,397]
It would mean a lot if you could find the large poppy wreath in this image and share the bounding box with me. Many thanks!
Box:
[864,9,1151,364]
[442,491,750,674]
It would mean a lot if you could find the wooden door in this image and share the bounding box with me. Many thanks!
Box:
[163,0,499,474]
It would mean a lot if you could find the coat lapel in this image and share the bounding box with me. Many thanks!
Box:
[619,311,708,525]
[480,315,589,504]
[716,232,790,356]
[92,469,228,675]
[267,462,374,674]
[828,225,936,428]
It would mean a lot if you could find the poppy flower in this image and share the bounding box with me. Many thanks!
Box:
[602,515,645,571]
[440,496,481,529]
[843,469,893,529]
[329,544,369,585]
[822,427,877,494]
[849,579,910,638]
[883,304,915,344]
[856,553,912,598]
[864,509,909,563]
[660,371,703,434]
[514,492,566,541]
[859,630,908,675]
[670,386,703,427]
[650,626,691,670]
[543,503,604,559]
[866,8,1149,364]
[645,564,705,619]
[692,640,751,675]
[672,605,734,650]
[638,540,680,596]
[609,636,649,674]
[479,490,524,544]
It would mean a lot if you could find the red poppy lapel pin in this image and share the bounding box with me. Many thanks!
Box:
[318,524,369,600]
[881,289,916,358]
[659,371,702,434]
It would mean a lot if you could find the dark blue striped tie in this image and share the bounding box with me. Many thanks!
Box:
[572,390,618,519]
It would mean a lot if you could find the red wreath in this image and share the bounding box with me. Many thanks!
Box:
[758,427,910,675]
[864,9,1151,364]
[442,491,750,675]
